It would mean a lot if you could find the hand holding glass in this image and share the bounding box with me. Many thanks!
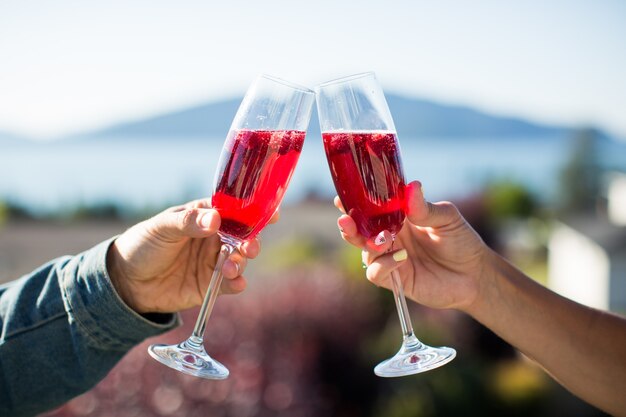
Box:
[316,72,456,377]
[148,75,315,379]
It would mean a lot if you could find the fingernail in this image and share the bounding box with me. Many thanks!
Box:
[374,231,386,246]
[339,227,345,234]
[200,212,214,229]
[223,260,239,276]
[393,249,408,262]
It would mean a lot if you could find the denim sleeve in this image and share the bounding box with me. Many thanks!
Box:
[0,238,180,417]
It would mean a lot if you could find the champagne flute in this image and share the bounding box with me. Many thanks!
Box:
[316,72,456,377]
[148,74,315,379]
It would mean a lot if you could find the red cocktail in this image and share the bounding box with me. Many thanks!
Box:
[323,131,405,238]
[149,75,314,380]
[213,129,305,241]
[316,72,456,377]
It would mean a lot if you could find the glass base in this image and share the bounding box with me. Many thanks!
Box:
[374,338,456,377]
[148,339,229,380]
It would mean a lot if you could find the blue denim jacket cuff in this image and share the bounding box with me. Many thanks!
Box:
[60,237,180,351]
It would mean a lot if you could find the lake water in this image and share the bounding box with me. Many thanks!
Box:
[1,135,625,214]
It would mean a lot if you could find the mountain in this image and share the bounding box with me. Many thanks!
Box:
[74,98,241,140]
[70,94,590,141]
[386,95,566,137]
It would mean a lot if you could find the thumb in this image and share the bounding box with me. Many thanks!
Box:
[406,181,461,228]
[148,208,221,242]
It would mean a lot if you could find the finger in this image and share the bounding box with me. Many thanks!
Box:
[184,198,212,209]
[165,198,211,213]
[240,239,261,259]
[361,242,395,273]
[165,204,186,213]
[406,181,461,228]
[149,208,221,242]
[222,255,247,279]
[365,249,408,287]
[364,230,393,253]
[220,275,247,295]
[334,196,346,214]
[338,215,367,248]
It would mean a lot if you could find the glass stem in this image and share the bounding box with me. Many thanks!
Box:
[390,271,415,338]
[188,242,234,346]
[389,242,420,349]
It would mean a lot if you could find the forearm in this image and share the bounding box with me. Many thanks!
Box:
[465,249,626,416]
[0,239,179,416]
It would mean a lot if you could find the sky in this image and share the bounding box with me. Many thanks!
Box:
[0,0,625,140]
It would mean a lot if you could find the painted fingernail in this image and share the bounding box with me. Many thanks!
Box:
[393,249,408,262]
[361,261,368,269]
[374,231,386,246]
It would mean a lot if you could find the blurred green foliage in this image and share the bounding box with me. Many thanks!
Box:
[260,237,322,271]
[484,181,537,221]
[337,244,365,280]
[66,203,123,220]
[0,201,7,226]
[368,355,554,417]
[0,199,155,222]
[489,360,549,406]
[0,199,31,222]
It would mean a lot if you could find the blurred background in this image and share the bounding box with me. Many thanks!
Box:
[1,0,625,416]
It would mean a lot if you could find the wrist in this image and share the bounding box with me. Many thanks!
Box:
[106,240,140,313]
[462,247,503,319]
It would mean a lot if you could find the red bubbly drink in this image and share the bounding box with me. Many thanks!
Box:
[212,129,305,241]
[149,75,314,381]
[323,131,406,238]
[316,73,456,377]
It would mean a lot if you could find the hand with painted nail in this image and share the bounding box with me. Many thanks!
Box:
[337,181,626,415]
[107,199,276,314]
[337,180,487,311]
